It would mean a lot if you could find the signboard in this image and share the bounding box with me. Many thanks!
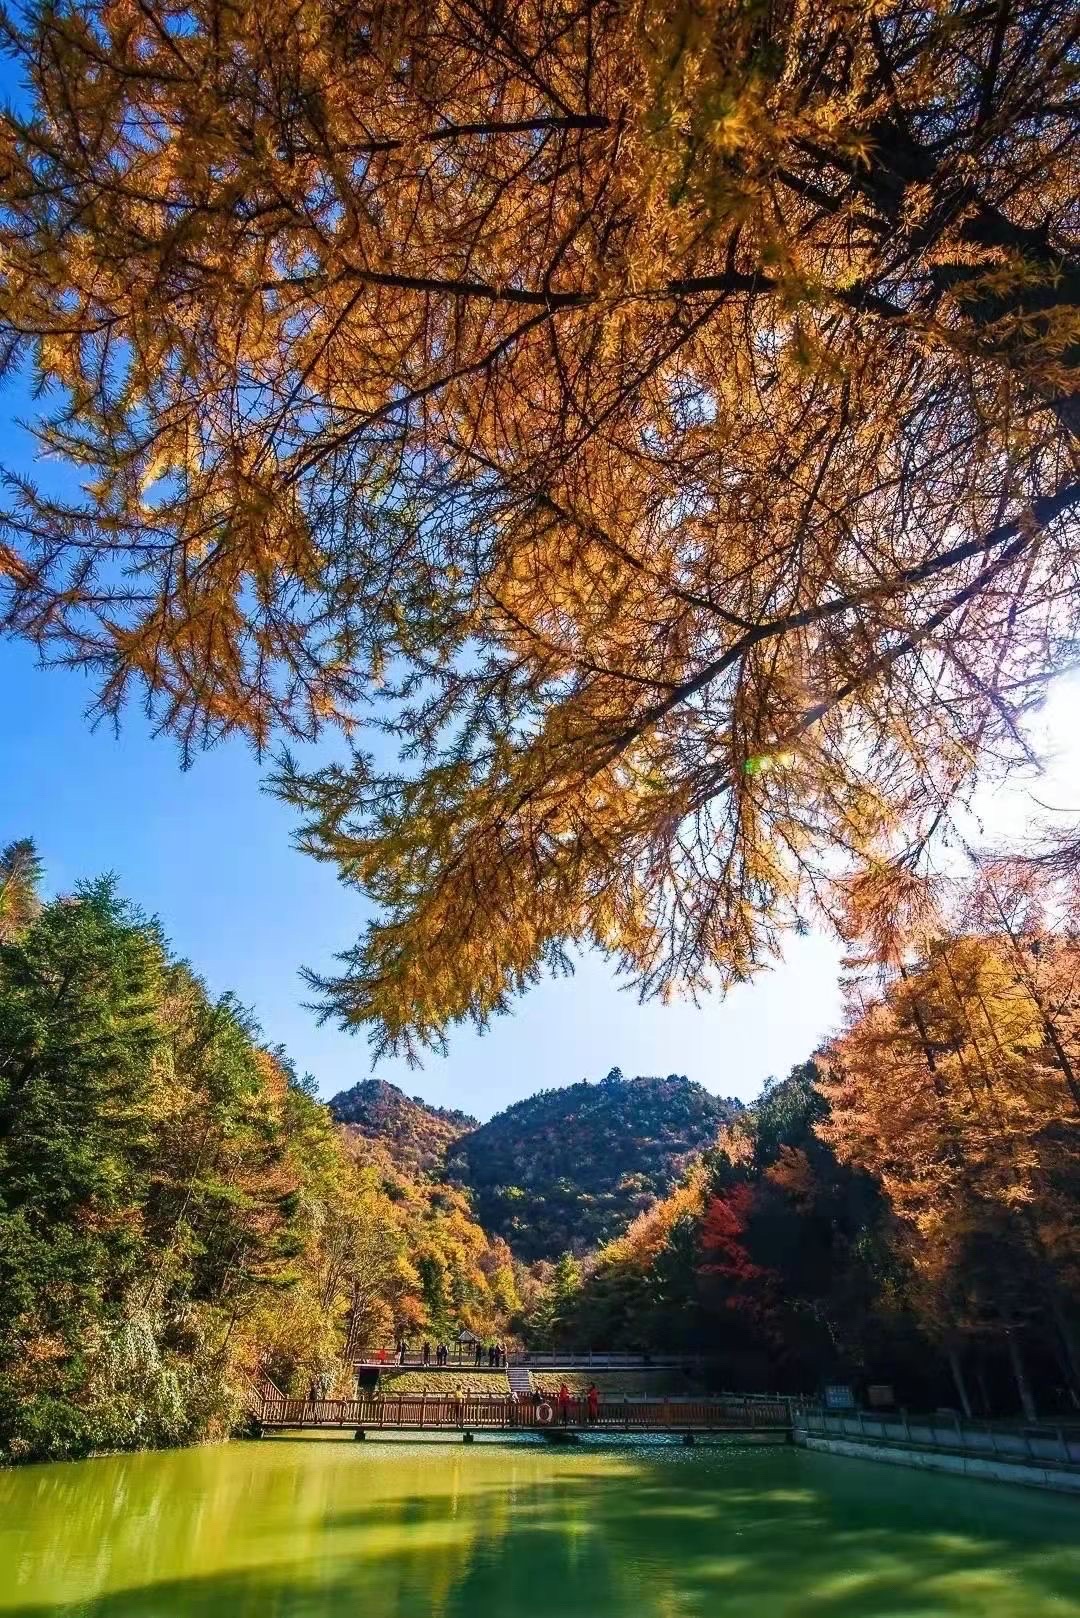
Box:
[867,1384,895,1408]
[823,1383,856,1410]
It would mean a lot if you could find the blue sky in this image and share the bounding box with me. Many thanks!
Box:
[5,629,1078,1121]
[1,632,851,1116]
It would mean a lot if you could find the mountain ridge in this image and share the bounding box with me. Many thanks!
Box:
[447,1069,741,1259]
[329,1069,740,1261]
[328,1078,476,1177]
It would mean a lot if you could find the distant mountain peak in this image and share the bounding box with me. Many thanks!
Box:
[447,1071,742,1261]
[328,1079,476,1176]
[329,1077,475,1129]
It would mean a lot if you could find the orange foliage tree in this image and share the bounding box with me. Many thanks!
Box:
[820,928,1080,1414]
[0,1,1076,1053]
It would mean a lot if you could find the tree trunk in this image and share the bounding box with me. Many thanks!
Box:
[1047,1294,1080,1408]
[946,1345,972,1419]
[1005,1330,1037,1421]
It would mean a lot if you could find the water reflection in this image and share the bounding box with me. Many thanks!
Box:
[0,1436,1078,1617]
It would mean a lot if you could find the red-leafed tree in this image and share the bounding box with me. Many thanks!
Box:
[698,1185,772,1318]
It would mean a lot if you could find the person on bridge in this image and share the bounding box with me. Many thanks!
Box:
[399,1340,408,1365]
[474,1341,483,1368]
[557,1383,571,1426]
[586,1383,599,1425]
[422,1341,431,1366]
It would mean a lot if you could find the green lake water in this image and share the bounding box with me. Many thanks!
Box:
[1,1435,1079,1618]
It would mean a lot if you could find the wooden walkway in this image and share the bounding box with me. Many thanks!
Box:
[353,1351,705,1370]
[251,1389,792,1437]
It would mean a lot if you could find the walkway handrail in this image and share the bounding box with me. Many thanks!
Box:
[252,1390,792,1433]
[352,1349,708,1369]
[794,1404,1080,1468]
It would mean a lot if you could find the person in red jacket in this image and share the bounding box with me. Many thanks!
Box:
[557,1383,571,1426]
[586,1383,599,1425]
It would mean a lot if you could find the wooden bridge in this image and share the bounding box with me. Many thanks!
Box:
[353,1349,708,1371]
[250,1386,793,1439]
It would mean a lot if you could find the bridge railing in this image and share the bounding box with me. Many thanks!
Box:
[351,1339,725,1365]
[352,1350,708,1370]
[513,1352,705,1369]
[254,1391,791,1432]
[794,1405,1080,1467]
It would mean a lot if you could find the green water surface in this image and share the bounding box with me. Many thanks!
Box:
[1,1435,1078,1617]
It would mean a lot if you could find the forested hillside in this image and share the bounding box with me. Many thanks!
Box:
[541,1065,921,1387]
[329,1079,475,1176]
[0,840,515,1465]
[448,1071,741,1261]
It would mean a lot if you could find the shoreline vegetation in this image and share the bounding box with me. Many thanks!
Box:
[2,838,1079,1466]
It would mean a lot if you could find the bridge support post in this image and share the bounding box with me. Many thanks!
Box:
[353,1428,367,1441]
[463,1430,474,1444]
[682,1432,695,1446]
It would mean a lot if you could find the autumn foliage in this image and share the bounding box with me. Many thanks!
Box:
[0,1,1074,1053]
[698,1186,769,1300]
[551,882,1080,1410]
[819,895,1080,1407]
[0,843,518,1463]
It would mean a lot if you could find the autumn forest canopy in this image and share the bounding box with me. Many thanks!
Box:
[0,0,1074,1056]
[2,834,1079,1465]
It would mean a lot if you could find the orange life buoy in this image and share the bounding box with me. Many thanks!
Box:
[536,1401,554,1425]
